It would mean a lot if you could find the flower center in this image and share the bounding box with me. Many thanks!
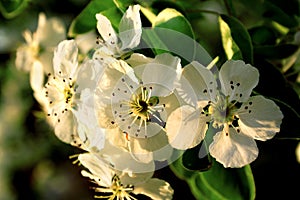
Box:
[45,72,77,123]
[111,174,134,193]
[94,174,135,199]
[111,79,166,138]
[208,95,238,128]
[129,88,160,121]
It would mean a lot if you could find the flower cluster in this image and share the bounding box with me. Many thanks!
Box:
[16,4,284,200]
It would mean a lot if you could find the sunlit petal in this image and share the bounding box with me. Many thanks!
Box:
[209,128,258,168]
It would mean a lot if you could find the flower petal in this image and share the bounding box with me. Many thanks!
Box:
[75,89,105,152]
[102,143,155,174]
[15,42,35,72]
[30,61,44,92]
[209,128,258,168]
[126,53,154,67]
[219,60,259,102]
[178,61,217,106]
[53,111,81,146]
[53,40,79,78]
[296,142,300,164]
[96,13,118,49]
[76,59,105,92]
[119,5,142,50]
[74,30,97,55]
[95,59,138,103]
[128,131,173,162]
[78,153,114,187]
[39,51,54,75]
[106,128,128,150]
[166,105,209,150]
[133,178,174,200]
[134,53,181,97]
[95,101,117,129]
[237,95,283,141]
[36,13,66,47]
[120,171,154,186]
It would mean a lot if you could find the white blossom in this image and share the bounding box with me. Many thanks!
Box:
[166,60,283,168]
[93,5,141,62]
[15,13,65,91]
[36,39,105,150]
[94,53,181,163]
[78,152,173,200]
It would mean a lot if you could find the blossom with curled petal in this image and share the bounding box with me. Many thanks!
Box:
[78,152,173,200]
[35,39,105,151]
[93,4,141,62]
[166,60,283,168]
[15,12,65,91]
[94,53,181,163]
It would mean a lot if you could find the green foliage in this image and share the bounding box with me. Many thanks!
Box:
[0,0,29,19]
[190,161,255,200]
[68,0,121,37]
[170,157,256,200]
[219,15,242,61]
[2,0,300,199]
[219,14,253,64]
[142,7,212,65]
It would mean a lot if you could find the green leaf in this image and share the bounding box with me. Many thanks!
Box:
[236,0,299,28]
[219,16,242,61]
[263,1,298,28]
[182,141,213,171]
[189,159,256,200]
[0,0,29,19]
[249,26,277,45]
[143,8,214,66]
[100,7,123,29]
[140,5,157,25]
[141,28,170,55]
[153,8,194,38]
[181,125,216,171]
[219,14,253,64]
[113,0,133,13]
[142,26,213,67]
[254,44,299,59]
[169,150,196,180]
[68,0,118,37]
